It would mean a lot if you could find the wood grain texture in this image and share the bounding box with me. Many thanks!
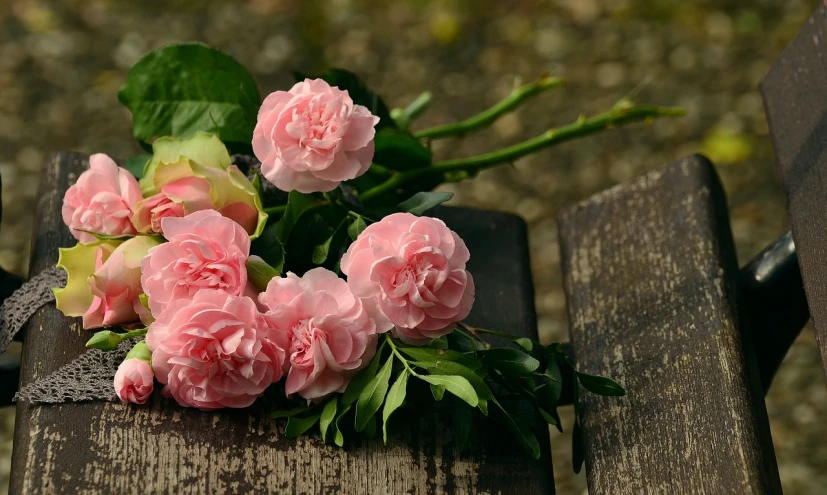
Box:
[761,2,827,382]
[558,156,781,494]
[10,152,552,495]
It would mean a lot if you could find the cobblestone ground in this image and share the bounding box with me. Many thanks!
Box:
[0,0,823,493]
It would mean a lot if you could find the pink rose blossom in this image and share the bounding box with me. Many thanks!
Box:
[253,79,380,193]
[259,268,377,400]
[141,210,250,316]
[114,359,154,405]
[62,153,142,243]
[146,290,288,410]
[83,236,161,329]
[341,213,475,343]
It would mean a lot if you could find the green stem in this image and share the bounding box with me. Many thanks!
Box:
[392,92,434,129]
[385,334,419,376]
[120,327,148,340]
[360,102,685,202]
[264,205,287,215]
[414,75,565,140]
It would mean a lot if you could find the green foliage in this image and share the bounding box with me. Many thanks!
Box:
[373,127,433,171]
[398,192,453,215]
[118,43,260,154]
[123,154,151,179]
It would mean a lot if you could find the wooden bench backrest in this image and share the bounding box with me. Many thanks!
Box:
[10,153,553,494]
[558,156,782,493]
[762,2,827,382]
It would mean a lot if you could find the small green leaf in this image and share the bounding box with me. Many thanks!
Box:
[398,192,453,216]
[480,348,540,376]
[431,384,446,401]
[514,338,533,352]
[355,354,394,432]
[123,154,151,179]
[285,413,321,438]
[373,127,433,171]
[363,414,377,439]
[347,215,367,241]
[418,375,478,407]
[576,372,626,397]
[118,43,261,154]
[572,415,585,473]
[477,399,489,416]
[452,399,473,452]
[492,399,540,460]
[246,259,280,292]
[320,398,338,443]
[342,347,384,406]
[271,405,310,419]
[397,346,482,371]
[382,370,409,444]
[333,403,352,448]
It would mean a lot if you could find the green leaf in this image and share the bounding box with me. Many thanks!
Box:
[252,191,315,271]
[333,402,352,448]
[572,415,585,473]
[319,398,338,443]
[363,414,377,439]
[425,361,493,400]
[118,43,261,154]
[342,347,384,406]
[538,408,558,427]
[347,214,367,241]
[477,399,488,416]
[271,405,310,419]
[355,354,394,432]
[285,413,321,438]
[294,68,395,130]
[312,219,347,265]
[430,336,449,349]
[246,259,280,292]
[418,375,478,407]
[382,370,409,444]
[430,384,446,401]
[398,192,454,216]
[514,338,533,352]
[492,399,541,460]
[75,230,136,242]
[576,372,626,397]
[373,127,433,171]
[452,399,473,452]
[397,346,482,371]
[123,154,151,179]
[480,348,540,376]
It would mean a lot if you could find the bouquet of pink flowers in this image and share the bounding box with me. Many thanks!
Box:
[52,42,680,463]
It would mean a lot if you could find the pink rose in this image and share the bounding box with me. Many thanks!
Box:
[114,358,154,405]
[259,268,377,400]
[84,235,161,329]
[62,153,142,243]
[146,290,287,410]
[341,213,475,343]
[253,79,380,193]
[141,210,250,316]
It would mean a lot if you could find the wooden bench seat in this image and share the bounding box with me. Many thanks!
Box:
[10,153,553,494]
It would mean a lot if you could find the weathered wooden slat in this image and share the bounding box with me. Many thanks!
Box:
[558,155,782,494]
[761,2,827,382]
[10,152,552,494]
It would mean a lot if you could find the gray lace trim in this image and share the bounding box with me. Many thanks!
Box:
[0,266,65,355]
[0,266,135,404]
[15,338,138,404]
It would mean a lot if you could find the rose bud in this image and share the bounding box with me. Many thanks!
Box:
[341,213,475,344]
[135,132,267,238]
[62,153,142,243]
[54,235,161,329]
[253,79,379,193]
[114,341,154,405]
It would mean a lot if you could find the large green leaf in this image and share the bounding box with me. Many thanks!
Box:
[285,413,321,438]
[293,68,395,130]
[492,399,541,460]
[342,348,384,406]
[319,398,338,443]
[123,154,151,179]
[396,346,482,371]
[421,361,492,400]
[382,370,409,443]
[119,43,261,154]
[479,348,540,376]
[398,192,454,215]
[355,354,394,432]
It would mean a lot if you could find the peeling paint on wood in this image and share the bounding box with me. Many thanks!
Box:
[10,153,553,494]
[558,156,781,494]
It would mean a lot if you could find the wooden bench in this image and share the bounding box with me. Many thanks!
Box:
[10,153,554,494]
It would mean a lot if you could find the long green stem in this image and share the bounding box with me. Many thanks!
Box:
[385,335,419,376]
[414,75,565,140]
[120,327,148,340]
[361,101,685,203]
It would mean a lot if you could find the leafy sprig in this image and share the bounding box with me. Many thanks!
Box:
[271,328,624,466]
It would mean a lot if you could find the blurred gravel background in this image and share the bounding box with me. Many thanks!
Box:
[0,0,824,493]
